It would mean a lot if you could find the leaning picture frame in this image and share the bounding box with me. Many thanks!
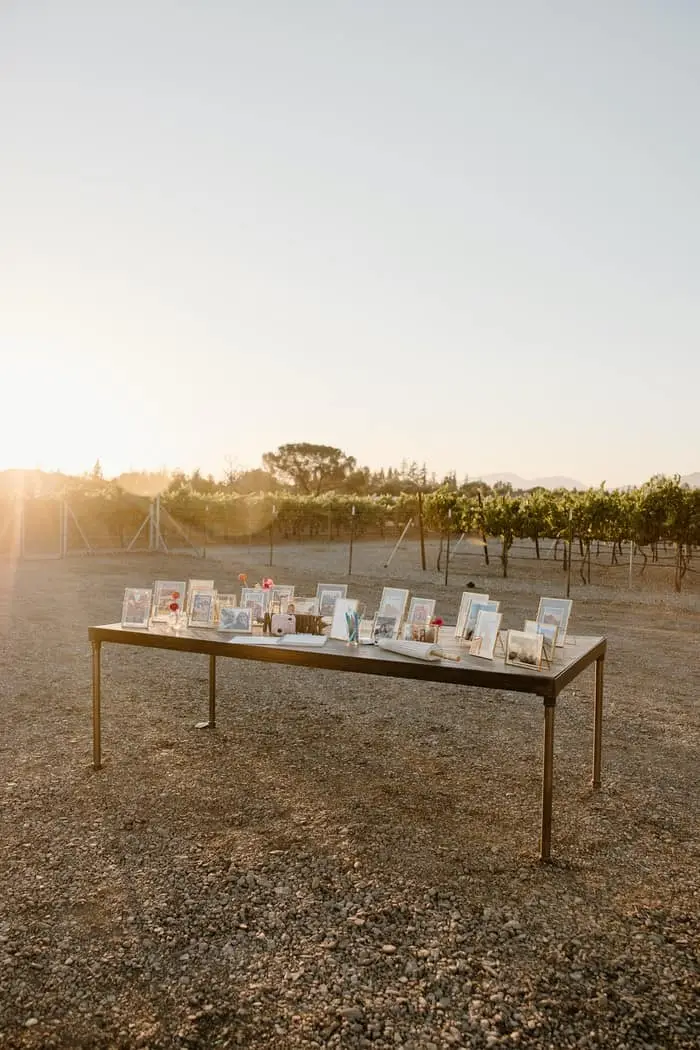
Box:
[185,579,215,616]
[455,592,489,639]
[287,596,319,615]
[151,580,187,622]
[378,587,410,622]
[372,613,400,642]
[524,619,558,662]
[316,584,348,618]
[536,597,572,647]
[406,597,436,626]
[464,599,500,641]
[218,606,253,633]
[121,588,152,628]
[240,588,267,621]
[268,585,295,611]
[505,629,544,671]
[469,610,502,660]
[188,590,217,627]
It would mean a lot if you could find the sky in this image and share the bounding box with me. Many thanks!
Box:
[1,1,698,489]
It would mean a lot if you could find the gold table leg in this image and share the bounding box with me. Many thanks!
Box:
[592,656,604,788]
[540,702,555,862]
[92,640,102,770]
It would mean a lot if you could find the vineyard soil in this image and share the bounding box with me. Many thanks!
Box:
[0,544,698,1049]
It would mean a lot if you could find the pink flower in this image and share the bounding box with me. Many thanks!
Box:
[262,577,274,590]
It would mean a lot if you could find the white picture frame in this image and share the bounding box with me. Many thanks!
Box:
[240,588,267,621]
[373,613,400,641]
[469,610,502,660]
[455,592,489,639]
[121,588,152,628]
[316,584,348,617]
[329,598,360,641]
[505,629,544,671]
[218,606,253,633]
[188,590,217,627]
[536,598,573,647]
[406,597,436,626]
[151,580,187,622]
[268,585,295,611]
[378,587,410,622]
[287,596,319,615]
[186,579,215,615]
[464,599,500,641]
[524,619,558,662]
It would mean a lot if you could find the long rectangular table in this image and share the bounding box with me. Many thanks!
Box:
[88,624,606,862]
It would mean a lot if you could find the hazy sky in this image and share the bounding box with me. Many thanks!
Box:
[1,1,698,487]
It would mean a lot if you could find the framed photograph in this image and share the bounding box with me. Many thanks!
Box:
[151,580,187,622]
[406,597,436,626]
[216,593,238,617]
[464,599,500,641]
[316,584,348,618]
[469,610,502,659]
[330,598,359,641]
[378,587,410,622]
[186,579,215,615]
[121,588,152,628]
[402,621,439,643]
[373,613,400,641]
[218,606,253,633]
[524,619,558,662]
[536,598,572,647]
[287,596,319,615]
[268,585,295,612]
[240,588,267,621]
[188,590,216,627]
[505,629,544,671]
[455,592,489,639]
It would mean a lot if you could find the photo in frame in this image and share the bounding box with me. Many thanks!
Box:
[240,588,267,621]
[373,614,400,641]
[121,588,152,628]
[330,598,360,641]
[151,580,187,622]
[402,621,439,643]
[287,596,319,615]
[524,619,558,662]
[469,610,502,659]
[464,599,500,641]
[316,584,348,617]
[455,592,489,639]
[216,593,238,619]
[218,606,253,633]
[378,587,410,622]
[505,629,544,670]
[188,590,217,627]
[406,597,436,626]
[268,585,295,611]
[185,579,215,615]
[536,598,573,647]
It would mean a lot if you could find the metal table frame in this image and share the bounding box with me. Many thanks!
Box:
[88,624,606,862]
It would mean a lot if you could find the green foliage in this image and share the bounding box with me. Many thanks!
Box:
[262,443,357,496]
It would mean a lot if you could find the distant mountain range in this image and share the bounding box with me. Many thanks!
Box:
[475,472,700,491]
[474,472,588,491]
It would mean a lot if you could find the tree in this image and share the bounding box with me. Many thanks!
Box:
[262,443,357,496]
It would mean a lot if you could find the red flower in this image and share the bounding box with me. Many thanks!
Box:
[431,617,444,626]
[169,602,179,612]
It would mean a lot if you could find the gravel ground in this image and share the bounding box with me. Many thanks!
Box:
[0,543,698,1049]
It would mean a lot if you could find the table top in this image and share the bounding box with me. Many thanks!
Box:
[89,623,606,700]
